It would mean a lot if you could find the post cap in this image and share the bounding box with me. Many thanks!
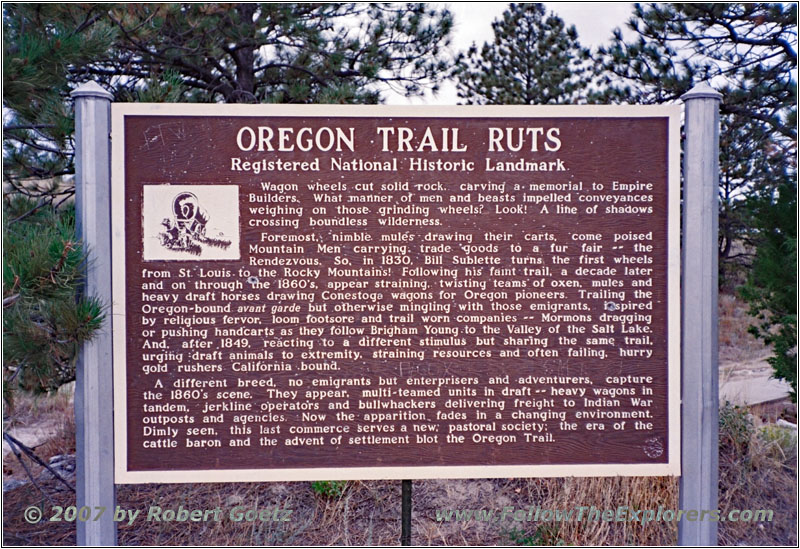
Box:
[681,82,722,102]
[71,81,114,101]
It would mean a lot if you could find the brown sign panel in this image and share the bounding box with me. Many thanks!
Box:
[112,105,680,483]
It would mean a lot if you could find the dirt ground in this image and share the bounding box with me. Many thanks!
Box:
[3,444,796,546]
[3,294,797,546]
[4,391,795,546]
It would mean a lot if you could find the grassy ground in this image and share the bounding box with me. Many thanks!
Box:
[4,402,795,546]
[3,294,797,546]
[718,292,770,364]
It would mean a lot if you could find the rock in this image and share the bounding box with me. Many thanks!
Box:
[40,453,76,481]
[226,494,244,506]
[3,478,29,492]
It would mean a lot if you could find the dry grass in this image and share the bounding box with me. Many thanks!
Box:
[3,383,74,430]
[4,401,795,546]
[718,292,769,364]
[717,403,798,546]
[514,476,678,545]
[3,292,795,546]
[3,386,75,475]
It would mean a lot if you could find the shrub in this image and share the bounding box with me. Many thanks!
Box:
[2,197,104,405]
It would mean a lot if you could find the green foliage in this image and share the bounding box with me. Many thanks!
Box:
[759,424,797,462]
[3,197,104,404]
[739,182,797,401]
[116,68,190,104]
[595,3,796,138]
[507,525,564,546]
[454,3,593,105]
[310,480,348,498]
[3,4,117,186]
[4,3,453,106]
[3,3,453,192]
[595,3,797,274]
[719,401,754,456]
[718,115,774,283]
[2,3,452,401]
[595,3,797,389]
[718,400,797,474]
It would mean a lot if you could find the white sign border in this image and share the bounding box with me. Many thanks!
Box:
[111,103,682,484]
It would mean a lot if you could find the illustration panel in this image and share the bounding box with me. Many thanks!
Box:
[142,185,240,261]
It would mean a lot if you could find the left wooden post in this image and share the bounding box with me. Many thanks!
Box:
[71,81,117,546]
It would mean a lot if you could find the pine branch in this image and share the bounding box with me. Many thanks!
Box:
[3,124,56,131]
[3,432,75,493]
[3,434,54,503]
[7,197,54,225]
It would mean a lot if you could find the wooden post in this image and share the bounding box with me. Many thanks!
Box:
[401,479,412,545]
[679,82,722,546]
[71,81,117,546]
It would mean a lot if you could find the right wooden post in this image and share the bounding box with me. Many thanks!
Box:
[679,82,722,546]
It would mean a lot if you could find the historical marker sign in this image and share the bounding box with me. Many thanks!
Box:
[112,105,680,483]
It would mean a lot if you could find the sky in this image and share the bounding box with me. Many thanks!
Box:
[385,2,634,105]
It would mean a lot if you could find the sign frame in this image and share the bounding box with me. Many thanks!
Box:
[111,103,682,484]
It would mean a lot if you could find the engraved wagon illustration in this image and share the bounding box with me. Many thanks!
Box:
[158,191,231,256]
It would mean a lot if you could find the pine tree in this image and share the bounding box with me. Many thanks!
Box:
[2,3,454,400]
[453,3,593,105]
[3,3,454,186]
[3,198,104,404]
[739,182,797,401]
[595,3,796,138]
[594,4,796,247]
[594,3,797,390]
[3,4,117,195]
[81,3,453,104]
